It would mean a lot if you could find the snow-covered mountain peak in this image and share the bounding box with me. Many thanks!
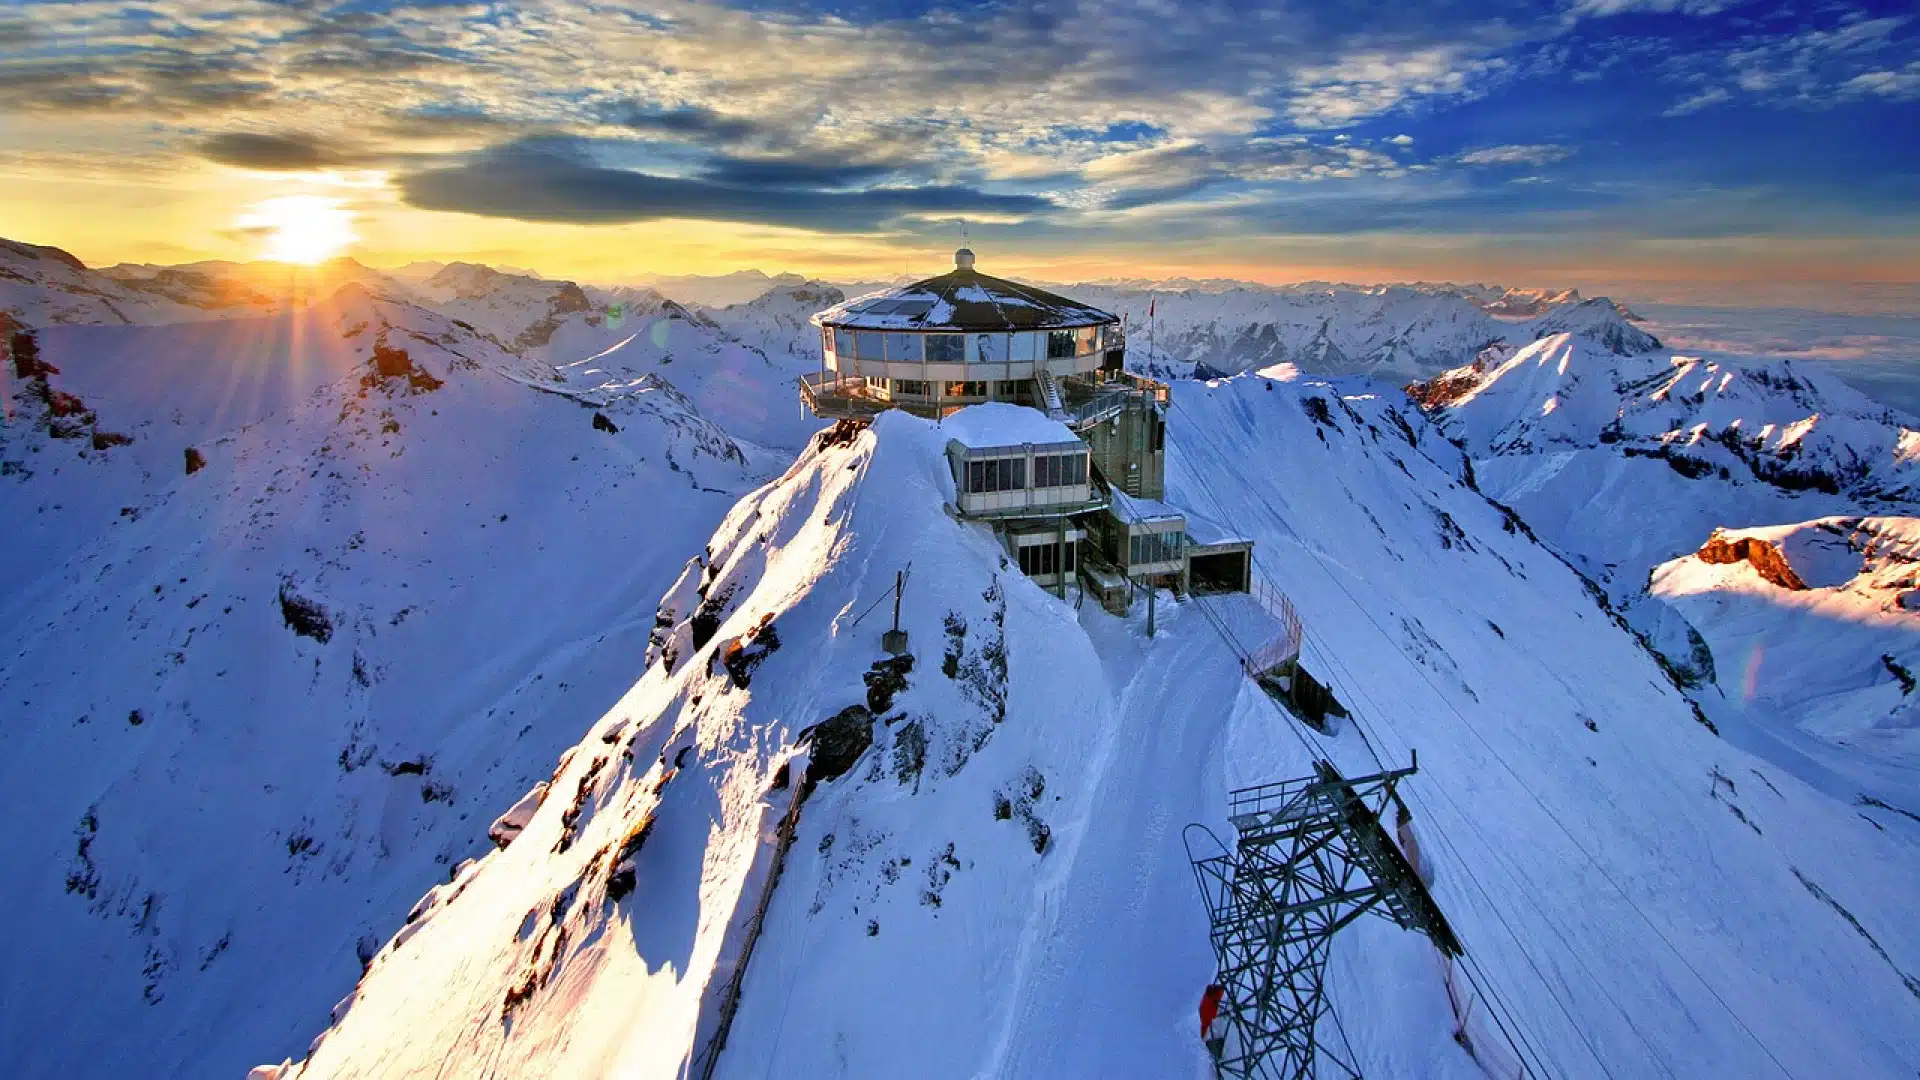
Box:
[1529,296,1661,355]
[1421,333,1920,503]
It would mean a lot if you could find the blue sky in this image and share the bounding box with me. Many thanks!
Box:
[0,0,1914,281]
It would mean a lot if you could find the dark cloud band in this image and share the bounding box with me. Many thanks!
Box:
[398,142,1054,230]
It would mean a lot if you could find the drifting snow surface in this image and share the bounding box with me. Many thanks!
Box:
[276,380,1918,1080]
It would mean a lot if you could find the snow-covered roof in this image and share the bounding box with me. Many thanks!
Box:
[815,250,1117,332]
[1110,488,1186,525]
[1183,503,1253,548]
[940,402,1082,451]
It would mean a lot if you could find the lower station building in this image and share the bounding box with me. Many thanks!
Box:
[800,249,1254,614]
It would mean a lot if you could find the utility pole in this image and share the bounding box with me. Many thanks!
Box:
[882,569,909,655]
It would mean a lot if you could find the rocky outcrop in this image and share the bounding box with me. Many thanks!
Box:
[1697,532,1808,590]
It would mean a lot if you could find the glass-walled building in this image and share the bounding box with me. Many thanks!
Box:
[800,248,1125,418]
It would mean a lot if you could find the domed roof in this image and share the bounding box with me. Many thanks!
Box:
[815,249,1117,332]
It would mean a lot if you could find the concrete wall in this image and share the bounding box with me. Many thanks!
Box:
[1082,398,1166,499]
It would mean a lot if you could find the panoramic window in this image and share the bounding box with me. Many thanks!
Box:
[1129,530,1184,565]
[965,456,1027,494]
[894,379,930,396]
[1017,541,1077,576]
[945,380,986,397]
[890,333,922,362]
[973,334,1007,363]
[1010,332,1041,363]
[856,331,883,360]
[1077,326,1099,354]
[926,334,965,362]
[1033,453,1087,489]
[1047,330,1077,359]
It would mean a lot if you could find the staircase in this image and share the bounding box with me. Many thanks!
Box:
[1036,368,1066,419]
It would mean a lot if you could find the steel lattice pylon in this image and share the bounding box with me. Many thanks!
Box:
[1185,757,1462,1080]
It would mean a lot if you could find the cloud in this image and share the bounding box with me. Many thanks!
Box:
[1567,0,1732,16]
[1457,144,1572,167]
[596,103,763,143]
[397,139,1056,232]
[1287,46,1508,129]
[1662,86,1732,116]
[197,131,357,171]
[1389,134,1415,146]
[1659,12,1917,113]
[700,156,902,190]
[1841,62,1920,101]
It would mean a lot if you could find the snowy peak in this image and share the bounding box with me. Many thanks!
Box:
[1527,296,1660,355]
[1420,333,1920,501]
[1479,286,1582,318]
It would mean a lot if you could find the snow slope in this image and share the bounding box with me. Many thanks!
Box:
[1412,330,1920,824]
[1650,517,1920,804]
[0,287,768,1079]
[267,380,1920,1080]
[400,264,824,453]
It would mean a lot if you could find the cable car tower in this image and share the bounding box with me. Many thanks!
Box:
[1185,754,1463,1080]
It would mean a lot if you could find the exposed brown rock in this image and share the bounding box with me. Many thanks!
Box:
[1697,532,1808,590]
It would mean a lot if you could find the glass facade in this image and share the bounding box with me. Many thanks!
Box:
[1128,530,1185,566]
[828,327,1109,364]
[1018,541,1077,576]
[1031,452,1088,488]
[964,457,1027,493]
[925,334,965,362]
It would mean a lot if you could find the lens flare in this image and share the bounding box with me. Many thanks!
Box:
[1742,643,1765,704]
[237,195,357,264]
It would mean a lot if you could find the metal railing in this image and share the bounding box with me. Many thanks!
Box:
[797,372,889,418]
[1242,573,1304,677]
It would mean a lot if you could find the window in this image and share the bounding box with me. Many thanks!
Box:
[856,331,883,360]
[1077,326,1100,355]
[964,456,1027,494]
[1128,530,1184,566]
[1032,452,1087,489]
[1047,330,1077,359]
[894,379,930,396]
[890,333,922,363]
[926,334,965,362]
[945,380,986,398]
[822,327,835,355]
[994,380,1025,399]
[1018,541,1077,577]
[974,334,1007,363]
[1011,333,1041,363]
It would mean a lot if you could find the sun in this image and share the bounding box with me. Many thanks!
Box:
[237,195,357,264]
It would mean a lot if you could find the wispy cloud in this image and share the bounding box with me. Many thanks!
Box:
[1457,144,1572,167]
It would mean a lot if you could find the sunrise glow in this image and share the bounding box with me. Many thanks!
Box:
[237,196,358,265]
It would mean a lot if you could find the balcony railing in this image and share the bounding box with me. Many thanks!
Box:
[798,372,890,419]
[1057,371,1171,427]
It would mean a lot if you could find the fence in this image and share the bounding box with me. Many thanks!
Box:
[1242,573,1304,677]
